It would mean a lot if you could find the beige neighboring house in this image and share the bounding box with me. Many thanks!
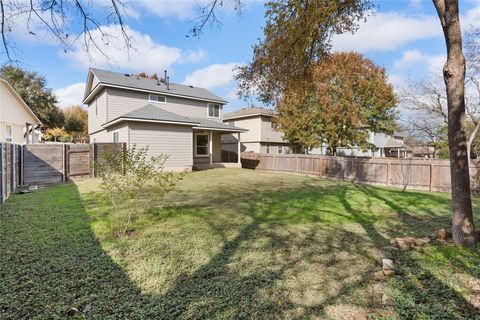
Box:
[84,68,247,170]
[222,107,291,155]
[0,78,42,144]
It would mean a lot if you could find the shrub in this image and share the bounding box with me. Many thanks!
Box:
[95,145,186,236]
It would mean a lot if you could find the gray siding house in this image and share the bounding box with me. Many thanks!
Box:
[221,107,292,155]
[84,68,246,170]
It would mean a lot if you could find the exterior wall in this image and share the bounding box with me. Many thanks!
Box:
[106,88,223,122]
[224,116,260,143]
[260,116,285,143]
[128,122,193,169]
[88,89,108,134]
[0,83,38,144]
[260,142,291,154]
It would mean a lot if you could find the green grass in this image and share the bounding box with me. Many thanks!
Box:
[1,168,479,319]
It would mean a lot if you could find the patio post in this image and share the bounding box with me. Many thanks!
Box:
[209,131,213,165]
[237,132,241,164]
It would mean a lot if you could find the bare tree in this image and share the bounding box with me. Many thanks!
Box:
[0,0,131,62]
[433,0,476,245]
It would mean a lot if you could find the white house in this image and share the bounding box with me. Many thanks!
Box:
[0,78,42,144]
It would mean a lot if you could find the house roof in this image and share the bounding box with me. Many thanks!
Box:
[103,104,247,132]
[223,107,276,120]
[384,138,410,149]
[84,68,227,104]
[0,78,42,125]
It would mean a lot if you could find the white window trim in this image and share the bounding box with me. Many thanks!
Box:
[207,103,221,118]
[112,131,119,143]
[149,94,167,104]
[194,132,210,157]
[5,123,12,142]
[278,145,283,154]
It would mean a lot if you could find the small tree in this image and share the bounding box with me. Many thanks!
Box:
[95,146,186,237]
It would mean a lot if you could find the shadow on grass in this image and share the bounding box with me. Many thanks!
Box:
[1,177,479,319]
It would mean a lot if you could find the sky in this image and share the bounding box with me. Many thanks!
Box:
[4,0,480,116]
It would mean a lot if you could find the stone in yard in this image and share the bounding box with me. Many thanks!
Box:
[383,269,396,277]
[382,259,395,271]
[433,228,452,241]
[413,237,431,246]
[391,238,410,250]
[66,307,80,317]
[377,249,395,262]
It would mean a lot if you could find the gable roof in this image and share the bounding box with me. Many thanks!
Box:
[103,104,247,132]
[223,107,276,120]
[83,68,227,105]
[0,78,42,125]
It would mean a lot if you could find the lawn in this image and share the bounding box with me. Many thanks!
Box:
[1,168,479,319]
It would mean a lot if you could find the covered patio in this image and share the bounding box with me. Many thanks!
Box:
[192,119,247,170]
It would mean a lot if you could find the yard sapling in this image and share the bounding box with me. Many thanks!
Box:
[95,145,186,237]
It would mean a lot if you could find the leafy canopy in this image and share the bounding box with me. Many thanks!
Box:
[236,0,373,104]
[0,65,63,129]
[277,52,398,153]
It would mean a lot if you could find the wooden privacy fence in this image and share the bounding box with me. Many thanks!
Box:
[0,142,125,203]
[0,143,22,203]
[241,152,480,193]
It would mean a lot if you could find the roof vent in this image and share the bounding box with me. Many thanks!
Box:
[124,74,130,77]
[189,85,194,88]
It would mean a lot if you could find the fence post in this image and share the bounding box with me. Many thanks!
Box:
[429,162,433,192]
[0,144,3,204]
[62,144,66,182]
[21,145,24,185]
[386,162,390,186]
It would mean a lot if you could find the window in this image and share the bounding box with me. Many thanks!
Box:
[149,94,167,103]
[92,138,97,144]
[5,124,12,142]
[208,104,220,118]
[266,145,270,154]
[195,133,209,156]
[271,121,279,129]
[278,146,283,154]
[113,131,119,143]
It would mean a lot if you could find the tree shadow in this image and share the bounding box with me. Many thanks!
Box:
[2,175,479,319]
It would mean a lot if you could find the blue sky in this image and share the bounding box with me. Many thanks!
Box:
[5,0,480,115]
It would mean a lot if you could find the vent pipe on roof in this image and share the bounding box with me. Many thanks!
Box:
[164,70,167,83]
[166,76,170,90]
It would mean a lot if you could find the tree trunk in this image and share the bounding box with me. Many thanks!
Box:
[467,120,480,164]
[433,0,476,245]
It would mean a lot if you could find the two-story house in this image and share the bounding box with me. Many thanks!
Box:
[221,107,291,155]
[83,68,246,170]
[0,78,42,144]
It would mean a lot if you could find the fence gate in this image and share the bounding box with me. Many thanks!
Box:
[23,144,66,185]
[66,145,90,178]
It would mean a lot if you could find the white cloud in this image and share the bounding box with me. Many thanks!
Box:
[332,11,442,53]
[54,83,86,108]
[183,63,242,89]
[64,24,206,71]
[394,49,446,77]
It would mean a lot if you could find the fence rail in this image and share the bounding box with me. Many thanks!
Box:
[241,152,480,193]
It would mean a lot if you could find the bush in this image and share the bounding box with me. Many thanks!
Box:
[95,145,186,236]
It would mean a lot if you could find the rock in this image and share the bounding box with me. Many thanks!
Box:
[383,269,396,277]
[28,185,39,190]
[66,307,80,317]
[382,293,393,306]
[391,238,411,250]
[382,259,395,271]
[18,189,32,194]
[414,237,431,246]
[83,304,92,313]
[378,249,395,262]
[433,228,452,241]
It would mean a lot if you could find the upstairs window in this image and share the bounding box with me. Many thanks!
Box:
[149,94,167,103]
[278,146,283,154]
[208,104,220,118]
[5,124,12,142]
[113,131,119,143]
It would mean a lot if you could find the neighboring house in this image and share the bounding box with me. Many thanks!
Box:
[221,107,292,155]
[83,68,247,170]
[0,78,42,144]
[309,132,413,158]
